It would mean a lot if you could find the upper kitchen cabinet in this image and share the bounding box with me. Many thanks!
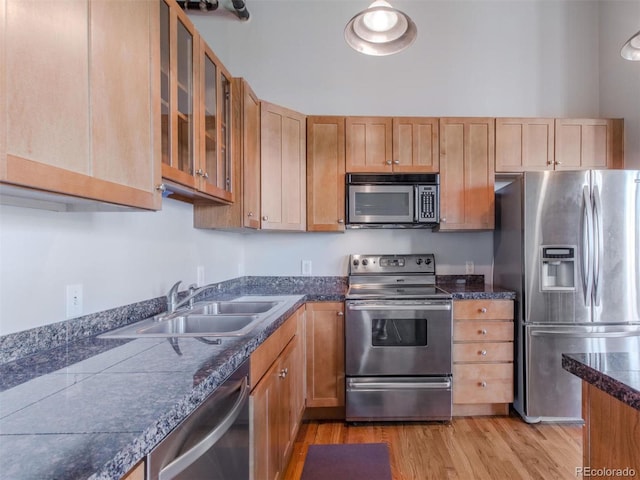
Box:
[195,78,260,229]
[496,118,624,173]
[345,117,439,173]
[345,117,393,172]
[159,0,233,203]
[260,101,306,231]
[393,117,439,173]
[307,116,346,232]
[495,118,555,172]
[554,118,624,170]
[1,0,162,210]
[438,118,495,231]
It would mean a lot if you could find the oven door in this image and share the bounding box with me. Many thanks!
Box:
[345,300,452,376]
[347,185,415,224]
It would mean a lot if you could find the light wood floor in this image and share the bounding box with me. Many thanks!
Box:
[283,414,583,480]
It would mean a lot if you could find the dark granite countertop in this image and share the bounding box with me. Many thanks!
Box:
[562,352,640,411]
[437,275,516,300]
[0,275,513,479]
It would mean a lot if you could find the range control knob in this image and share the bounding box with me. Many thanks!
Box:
[362,259,369,266]
[425,258,433,265]
[416,258,423,265]
[353,259,360,266]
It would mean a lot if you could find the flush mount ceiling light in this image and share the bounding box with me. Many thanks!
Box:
[344,0,417,56]
[621,30,640,61]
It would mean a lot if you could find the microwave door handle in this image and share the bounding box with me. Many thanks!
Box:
[413,185,419,222]
[158,378,250,480]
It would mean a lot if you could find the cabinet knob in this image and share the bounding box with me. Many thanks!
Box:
[195,168,204,176]
[440,217,446,223]
[480,381,487,388]
[385,160,392,165]
[555,161,562,165]
[393,160,400,165]
[247,212,254,217]
[480,350,487,356]
[547,160,553,166]
[479,307,487,313]
[279,368,288,379]
[337,312,344,316]
[480,329,488,335]
[202,171,209,179]
[338,219,344,224]
[155,183,166,192]
[262,216,268,221]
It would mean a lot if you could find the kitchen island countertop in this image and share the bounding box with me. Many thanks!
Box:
[562,352,640,411]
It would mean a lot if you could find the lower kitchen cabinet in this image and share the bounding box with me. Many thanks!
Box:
[120,461,145,480]
[452,299,514,416]
[581,381,640,474]
[305,302,345,408]
[250,306,305,480]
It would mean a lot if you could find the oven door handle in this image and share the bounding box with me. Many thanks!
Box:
[348,380,452,390]
[347,303,451,311]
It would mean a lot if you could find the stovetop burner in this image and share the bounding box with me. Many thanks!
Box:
[346,253,451,300]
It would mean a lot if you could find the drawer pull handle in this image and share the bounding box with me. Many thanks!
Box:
[337,312,344,316]
[479,350,487,356]
[480,329,488,335]
[479,307,487,313]
[480,381,487,388]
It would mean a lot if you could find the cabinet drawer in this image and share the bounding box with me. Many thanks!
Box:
[454,321,513,342]
[453,342,513,363]
[453,300,513,320]
[250,308,300,385]
[453,363,514,404]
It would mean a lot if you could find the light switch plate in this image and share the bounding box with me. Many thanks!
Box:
[302,260,312,276]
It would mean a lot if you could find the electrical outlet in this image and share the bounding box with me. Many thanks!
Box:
[66,284,83,318]
[301,260,312,276]
[197,266,205,286]
[465,261,474,274]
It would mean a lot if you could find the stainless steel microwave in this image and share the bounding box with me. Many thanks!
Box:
[346,174,439,228]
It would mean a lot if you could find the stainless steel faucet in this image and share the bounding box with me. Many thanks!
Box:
[166,281,211,313]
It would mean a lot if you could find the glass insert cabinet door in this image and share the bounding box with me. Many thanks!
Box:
[159,0,196,187]
[199,42,233,202]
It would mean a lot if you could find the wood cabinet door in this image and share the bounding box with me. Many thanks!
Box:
[160,1,198,190]
[2,0,161,210]
[392,117,439,172]
[495,118,555,172]
[90,0,161,210]
[345,117,393,172]
[555,118,624,170]
[439,118,495,231]
[196,40,234,202]
[251,354,284,480]
[260,101,306,231]
[242,81,261,228]
[305,302,345,407]
[307,116,346,231]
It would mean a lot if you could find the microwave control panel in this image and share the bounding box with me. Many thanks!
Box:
[417,185,439,222]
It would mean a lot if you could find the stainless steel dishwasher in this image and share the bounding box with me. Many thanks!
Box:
[147,360,250,480]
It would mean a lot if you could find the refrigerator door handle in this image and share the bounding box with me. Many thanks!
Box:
[592,185,603,307]
[530,330,640,338]
[581,185,594,305]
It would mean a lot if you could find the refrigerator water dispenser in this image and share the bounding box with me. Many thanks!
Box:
[540,246,576,291]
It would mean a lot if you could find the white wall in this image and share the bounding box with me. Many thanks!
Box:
[2,0,637,336]
[0,199,244,335]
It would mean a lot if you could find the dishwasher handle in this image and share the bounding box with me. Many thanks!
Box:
[159,377,250,480]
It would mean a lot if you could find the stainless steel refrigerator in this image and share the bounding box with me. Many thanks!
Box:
[494,170,640,423]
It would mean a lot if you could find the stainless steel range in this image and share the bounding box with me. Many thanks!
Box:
[345,254,453,422]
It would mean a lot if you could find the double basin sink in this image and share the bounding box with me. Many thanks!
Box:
[100,300,281,339]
